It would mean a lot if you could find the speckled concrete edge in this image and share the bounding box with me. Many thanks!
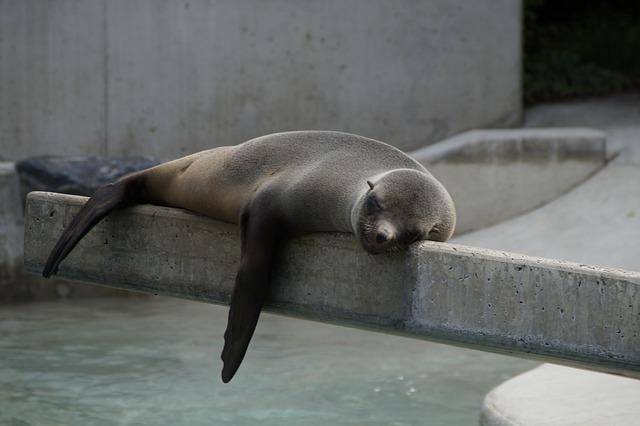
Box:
[24,191,640,378]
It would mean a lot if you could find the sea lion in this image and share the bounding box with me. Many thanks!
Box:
[42,130,456,382]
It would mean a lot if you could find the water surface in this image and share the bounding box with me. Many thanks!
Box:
[0,297,537,425]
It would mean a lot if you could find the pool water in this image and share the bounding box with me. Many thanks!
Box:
[0,296,537,426]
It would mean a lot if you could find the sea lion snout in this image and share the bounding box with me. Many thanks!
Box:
[362,222,423,254]
[375,222,394,243]
[353,168,456,255]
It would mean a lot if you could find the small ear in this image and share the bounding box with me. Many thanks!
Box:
[367,180,375,190]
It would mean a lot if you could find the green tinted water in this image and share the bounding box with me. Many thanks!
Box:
[0,297,536,425]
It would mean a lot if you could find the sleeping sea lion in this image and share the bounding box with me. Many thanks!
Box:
[42,130,456,382]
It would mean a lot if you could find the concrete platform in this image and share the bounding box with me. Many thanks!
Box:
[462,95,640,425]
[23,191,640,378]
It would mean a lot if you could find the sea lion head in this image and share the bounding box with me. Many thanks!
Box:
[352,169,456,254]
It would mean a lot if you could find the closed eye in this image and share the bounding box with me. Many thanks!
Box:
[366,195,383,211]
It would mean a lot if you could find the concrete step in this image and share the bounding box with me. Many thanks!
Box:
[411,128,607,234]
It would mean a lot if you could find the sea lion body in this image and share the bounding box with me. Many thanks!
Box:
[42,130,456,382]
[143,131,426,232]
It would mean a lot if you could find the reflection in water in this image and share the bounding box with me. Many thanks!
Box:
[0,297,536,425]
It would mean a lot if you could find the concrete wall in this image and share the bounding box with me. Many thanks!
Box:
[0,163,23,298]
[24,192,640,378]
[412,128,607,234]
[0,0,522,160]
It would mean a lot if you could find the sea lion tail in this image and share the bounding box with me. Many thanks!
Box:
[42,172,145,278]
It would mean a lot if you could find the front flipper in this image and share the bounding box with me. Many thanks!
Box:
[221,208,285,383]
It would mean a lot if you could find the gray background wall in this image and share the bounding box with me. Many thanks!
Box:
[0,0,521,161]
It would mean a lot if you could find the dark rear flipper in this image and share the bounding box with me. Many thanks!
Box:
[42,173,145,278]
[220,204,286,383]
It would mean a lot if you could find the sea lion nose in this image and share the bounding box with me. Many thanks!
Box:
[376,231,389,244]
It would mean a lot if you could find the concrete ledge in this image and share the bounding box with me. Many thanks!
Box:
[480,364,640,426]
[24,191,640,378]
[411,128,607,233]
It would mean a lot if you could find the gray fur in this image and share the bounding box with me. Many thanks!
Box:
[145,130,456,252]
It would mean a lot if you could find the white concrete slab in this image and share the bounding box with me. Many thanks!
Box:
[480,364,640,426]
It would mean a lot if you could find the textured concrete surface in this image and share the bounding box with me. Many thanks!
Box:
[1,0,521,160]
[24,191,640,378]
[480,364,640,426]
[464,95,640,425]
[411,128,606,234]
